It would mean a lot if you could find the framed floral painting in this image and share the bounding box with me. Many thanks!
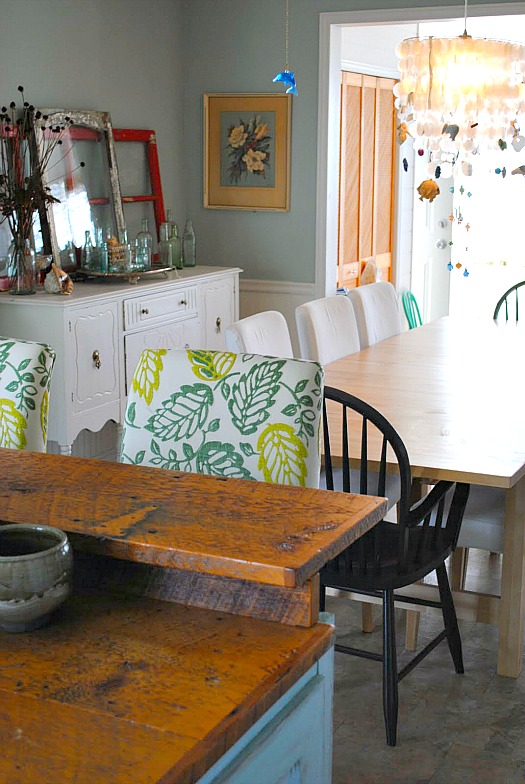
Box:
[204,93,291,211]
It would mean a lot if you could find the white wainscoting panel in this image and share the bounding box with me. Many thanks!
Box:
[239,278,316,357]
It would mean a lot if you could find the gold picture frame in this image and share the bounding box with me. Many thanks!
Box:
[204,93,291,211]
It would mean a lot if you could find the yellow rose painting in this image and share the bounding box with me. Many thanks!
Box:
[205,93,290,210]
[224,114,272,185]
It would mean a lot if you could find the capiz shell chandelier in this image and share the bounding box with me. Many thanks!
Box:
[394,18,525,176]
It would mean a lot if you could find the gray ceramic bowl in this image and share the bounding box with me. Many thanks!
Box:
[0,524,73,633]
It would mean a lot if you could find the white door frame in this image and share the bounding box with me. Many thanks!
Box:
[315,3,525,298]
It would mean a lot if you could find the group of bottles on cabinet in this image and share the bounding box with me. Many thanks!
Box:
[80,213,195,275]
[81,221,154,275]
[158,210,196,270]
[80,227,149,273]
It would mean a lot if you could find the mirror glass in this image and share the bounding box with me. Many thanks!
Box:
[34,110,125,267]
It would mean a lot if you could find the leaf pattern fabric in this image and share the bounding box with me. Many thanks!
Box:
[121,349,323,488]
[0,337,56,452]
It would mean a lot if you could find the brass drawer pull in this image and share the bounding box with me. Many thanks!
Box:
[216,317,221,333]
[92,350,101,369]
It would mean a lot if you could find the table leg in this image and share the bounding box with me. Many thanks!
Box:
[498,475,525,678]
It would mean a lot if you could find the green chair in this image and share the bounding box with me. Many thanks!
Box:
[402,290,422,329]
[121,348,323,489]
[0,336,56,452]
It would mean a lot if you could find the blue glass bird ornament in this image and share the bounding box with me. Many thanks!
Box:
[273,69,298,95]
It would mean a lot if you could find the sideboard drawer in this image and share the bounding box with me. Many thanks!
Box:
[124,285,198,330]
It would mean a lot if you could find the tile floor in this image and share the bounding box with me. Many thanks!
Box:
[329,550,525,783]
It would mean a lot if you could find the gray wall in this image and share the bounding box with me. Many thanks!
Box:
[180,0,503,284]
[0,0,186,227]
[0,0,509,285]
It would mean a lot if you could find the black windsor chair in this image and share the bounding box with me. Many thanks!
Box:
[493,280,525,323]
[321,386,470,746]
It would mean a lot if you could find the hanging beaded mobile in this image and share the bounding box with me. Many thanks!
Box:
[273,0,298,95]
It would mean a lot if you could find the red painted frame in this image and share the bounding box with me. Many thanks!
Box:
[112,129,166,240]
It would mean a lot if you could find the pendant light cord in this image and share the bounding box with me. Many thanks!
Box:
[285,0,289,70]
[463,0,469,36]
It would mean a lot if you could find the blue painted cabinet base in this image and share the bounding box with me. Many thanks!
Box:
[198,643,334,784]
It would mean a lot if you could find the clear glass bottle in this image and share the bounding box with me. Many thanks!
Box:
[169,227,183,270]
[135,218,153,270]
[182,219,196,267]
[158,221,175,268]
[81,230,94,270]
[166,209,179,240]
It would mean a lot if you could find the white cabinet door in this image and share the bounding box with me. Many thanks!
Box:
[201,276,236,350]
[68,303,120,415]
[124,317,202,394]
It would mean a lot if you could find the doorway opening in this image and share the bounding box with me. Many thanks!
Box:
[317,4,525,323]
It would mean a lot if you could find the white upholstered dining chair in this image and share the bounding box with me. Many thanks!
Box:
[450,485,505,589]
[295,295,361,365]
[295,295,399,635]
[225,311,294,357]
[347,281,403,348]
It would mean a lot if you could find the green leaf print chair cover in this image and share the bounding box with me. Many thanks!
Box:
[121,349,324,489]
[0,336,56,452]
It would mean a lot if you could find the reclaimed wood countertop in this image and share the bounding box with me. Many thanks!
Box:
[0,449,385,782]
[0,450,385,588]
[0,592,333,784]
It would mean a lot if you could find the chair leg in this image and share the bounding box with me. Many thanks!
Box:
[362,602,375,633]
[405,610,420,651]
[383,588,398,746]
[405,478,425,650]
[450,546,469,591]
[436,563,464,674]
[320,583,326,612]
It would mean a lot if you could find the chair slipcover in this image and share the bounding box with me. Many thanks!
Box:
[121,349,323,489]
[456,485,504,553]
[224,311,294,358]
[295,296,361,365]
[347,282,402,349]
[0,336,56,452]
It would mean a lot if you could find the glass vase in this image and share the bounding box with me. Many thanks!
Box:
[9,238,36,295]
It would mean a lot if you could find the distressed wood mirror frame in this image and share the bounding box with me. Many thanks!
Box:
[34,109,125,265]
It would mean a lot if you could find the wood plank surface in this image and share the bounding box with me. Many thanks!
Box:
[72,550,320,627]
[0,450,386,589]
[325,317,525,488]
[0,593,333,784]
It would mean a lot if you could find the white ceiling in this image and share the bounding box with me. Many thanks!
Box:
[340,16,525,73]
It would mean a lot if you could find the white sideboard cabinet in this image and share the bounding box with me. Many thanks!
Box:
[0,266,241,456]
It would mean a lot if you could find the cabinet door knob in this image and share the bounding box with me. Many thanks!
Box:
[215,316,221,333]
[141,308,149,315]
[92,350,101,369]
[179,299,187,306]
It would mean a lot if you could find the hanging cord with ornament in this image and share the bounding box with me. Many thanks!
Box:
[273,0,297,95]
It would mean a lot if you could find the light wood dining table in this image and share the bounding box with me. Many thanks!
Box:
[324,315,525,678]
